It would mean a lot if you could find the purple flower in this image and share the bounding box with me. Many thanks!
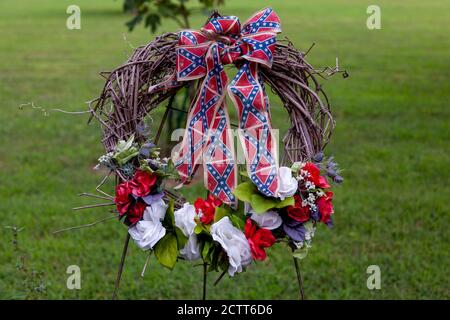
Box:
[282,216,306,242]
[325,217,334,228]
[310,208,320,222]
[142,192,164,205]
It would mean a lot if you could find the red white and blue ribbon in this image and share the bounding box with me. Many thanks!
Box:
[150,8,281,205]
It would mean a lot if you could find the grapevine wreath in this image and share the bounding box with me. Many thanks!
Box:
[73,7,345,299]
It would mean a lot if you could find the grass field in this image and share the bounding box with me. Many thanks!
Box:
[0,0,449,299]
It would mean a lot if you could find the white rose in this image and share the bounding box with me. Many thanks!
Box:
[174,203,200,260]
[143,198,168,222]
[174,203,197,236]
[250,210,282,230]
[278,166,298,200]
[180,234,201,261]
[210,217,252,276]
[128,199,168,250]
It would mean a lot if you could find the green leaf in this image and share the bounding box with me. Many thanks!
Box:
[219,252,229,273]
[201,241,211,262]
[275,196,295,208]
[239,170,249,178]
[229,214,245,229]
[113,147,139,166]
[250,193,278,214]
[175,227,188,249]
[166,200,175,227]
[292,246,309,260]
[233,181,257,203]
[113,135,139,166]
[154,233,178,269]
[214,206,230,223]
[291,161,302,174]
[194,224,203,235]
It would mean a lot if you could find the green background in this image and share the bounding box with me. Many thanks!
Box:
[0,0,448,299]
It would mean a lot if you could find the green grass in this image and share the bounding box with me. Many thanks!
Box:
[0,0,449,299]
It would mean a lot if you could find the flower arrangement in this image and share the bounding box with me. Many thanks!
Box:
[94,132,342,277]
[64,7,346,299]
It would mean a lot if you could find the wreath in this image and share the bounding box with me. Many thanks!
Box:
[75,7,344,299]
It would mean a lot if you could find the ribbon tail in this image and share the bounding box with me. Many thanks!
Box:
[204,104,237,207]
[172,93,205,184]
[228,61,279,197]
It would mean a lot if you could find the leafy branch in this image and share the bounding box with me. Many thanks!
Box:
[123,0,225,33]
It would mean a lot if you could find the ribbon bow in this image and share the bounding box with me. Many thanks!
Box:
[151,8,281,206]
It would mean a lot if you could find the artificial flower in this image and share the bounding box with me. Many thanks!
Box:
[174,203,200,260]
[194,194,222,225]
[114,181,133,214]
[278,166,298,199]
[292,221,316,249]
[143,198,168,222]
[180,235,201,261]
[130,170,157,197]
[317,191,334,223]
[126,200,148,225]
[282,217,306,242]
[287,195,310,222]
[303,162,330,189]
[174,203,197,236]
[128,199,168,250]
[250,210,282,230]
[142,192,164,205]
[210,217,252,276]
[244,219,276,261]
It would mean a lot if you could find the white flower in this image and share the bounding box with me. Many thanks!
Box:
[304,221,316,242]
[305,180,315,190]
[174,203,197,236]
[278,166,298,200]
[180,235,201,261]
[128,199,168,250]
[250,210,282,230]
[210,217,252,276]
[174,203,200,261]
[143,198,167,222]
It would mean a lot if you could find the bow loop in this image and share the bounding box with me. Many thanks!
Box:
[202,16,241,36]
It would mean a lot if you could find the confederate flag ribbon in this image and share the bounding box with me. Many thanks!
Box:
[149,8,281,206]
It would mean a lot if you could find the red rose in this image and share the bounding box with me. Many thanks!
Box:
[130,170,157,197]
[126,200,147,225]
[244,219,276,261]
[303,162,330,189]
[287,195,310,222]
[194,194,222,225]
[317,191,334,223]
[114,182,132,215]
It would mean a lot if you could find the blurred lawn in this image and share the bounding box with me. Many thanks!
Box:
[0,0,449,299]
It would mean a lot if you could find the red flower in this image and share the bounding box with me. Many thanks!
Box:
[130,170,157,197]
[317,191,334,223]
[287,195,310,222]
[126,200,147,225]
[194,194,222,225]
[303,162,330,189]
[114,182,133,215]
[244,219,276,261]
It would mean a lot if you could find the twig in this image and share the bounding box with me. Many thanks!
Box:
[78,192,114,201]
[112,232,131,300]
[202,262,208,300]
[72,203,115,211]
[52,215,117,234]
[292,255,305,300]
[140,251,152,278]
[96,171,114,199]
[213,269,227,286]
